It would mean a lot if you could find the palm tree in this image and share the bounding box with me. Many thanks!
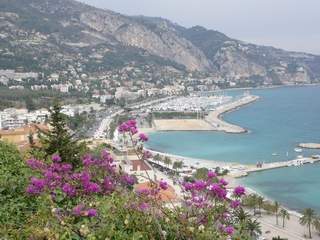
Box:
[173,161,179,174]
[313,217,320,235]
[244,194,258,214]
[257,196,264,214]
[279,208,290,228]
[235,208,251,235]
[246,218,262,237]
[164,156,172,168]
[273,201,280,225]
[153,154,162,164]
[299,208,316,239]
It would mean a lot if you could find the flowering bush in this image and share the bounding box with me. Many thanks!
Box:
[24,119,251,239]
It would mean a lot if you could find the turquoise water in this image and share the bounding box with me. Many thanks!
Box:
[147,85,320,212]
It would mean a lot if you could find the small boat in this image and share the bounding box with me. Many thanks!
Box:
[294,148,303,153]
[272,153,279,156]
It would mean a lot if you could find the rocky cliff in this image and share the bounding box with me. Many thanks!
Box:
[1,0,320,84]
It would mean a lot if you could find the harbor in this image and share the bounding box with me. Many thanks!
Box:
[149,93,259,132]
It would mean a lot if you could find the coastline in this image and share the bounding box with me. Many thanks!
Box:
[147,148,318,239]
[141,95,259,133]
[205,95,259,133]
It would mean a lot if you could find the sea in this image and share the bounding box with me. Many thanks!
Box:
[147,85,320,212]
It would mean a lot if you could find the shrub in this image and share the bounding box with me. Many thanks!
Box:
[22,120,250,239]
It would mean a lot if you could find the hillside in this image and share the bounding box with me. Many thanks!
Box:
[0,0,320,85]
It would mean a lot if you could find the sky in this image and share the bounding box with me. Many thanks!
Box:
[80,0,320,55]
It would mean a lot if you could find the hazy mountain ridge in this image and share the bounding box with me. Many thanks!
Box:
[1,0,320,84]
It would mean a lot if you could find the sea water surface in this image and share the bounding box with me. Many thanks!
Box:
[147,85,320,212]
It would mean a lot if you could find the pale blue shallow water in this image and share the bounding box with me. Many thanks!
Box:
[147,85,320,212]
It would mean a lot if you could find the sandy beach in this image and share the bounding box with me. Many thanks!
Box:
[153,119,213,131]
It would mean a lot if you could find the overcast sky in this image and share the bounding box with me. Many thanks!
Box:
[80,0,320,55]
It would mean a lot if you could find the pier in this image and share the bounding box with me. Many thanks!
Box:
[232,156,320,177]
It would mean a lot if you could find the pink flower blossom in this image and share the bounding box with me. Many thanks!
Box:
[159,179,168,190]
[72,204,85,216]
[138,133,148,142]
[207,170,217,179]
[230,200,241,209]
[87,208,97,217]
[219,178,228,186]
[52,154,61,163]
[233,186,246,197]
[224,226,234,235]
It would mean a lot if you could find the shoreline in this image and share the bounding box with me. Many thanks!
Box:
[205,95,259,133]
[143,95,259,133]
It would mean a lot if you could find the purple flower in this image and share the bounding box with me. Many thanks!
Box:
[224,226,234,236]
[126,119,137,128]
[219,178,228,186]
[87,208,97,217]
[193,180,206,191]
[52,154,61,163]
[138,133,148,142]
[26,158,46,170]
[26,177,46,195]
[122,174,135,186]
[26,185,42,195]
[159,179,168,190]
[118,123,130,133]
[209,183,227,199]
[82,154,94,166]
[182,182,193,191]
[62,183,76,197]
[72,204,85,216]
[230,200,241,209]
[103,176,114,192]
[84,182,101,194]
[234,186,246,197]
[80,171,91,184]
[60,163,72,172]
[138,202,150,211]
[207,170,217,179]
[130,126,138,135]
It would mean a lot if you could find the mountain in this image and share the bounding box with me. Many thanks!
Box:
[1,0,320,85]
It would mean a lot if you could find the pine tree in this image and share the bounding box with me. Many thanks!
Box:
[37,100,87,166]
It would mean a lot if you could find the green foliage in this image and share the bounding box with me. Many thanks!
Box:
[300,208,317,239]
[0,141,37,238]
[194,167,209,179]
[38,101,88,166]
[153,111,198,119]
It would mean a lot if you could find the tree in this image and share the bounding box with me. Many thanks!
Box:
[257,196,264,214]
[246,218,262,237]
[300,208,317,239]
[153,154,162,164]
[164,156,172,168]
[313,217,320,235]
[244,194,258,214]
[194,167,209,180]
[279,209,290,228]
[37,100,87,166]
[173,161,183,175]
[273,201,280,225]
